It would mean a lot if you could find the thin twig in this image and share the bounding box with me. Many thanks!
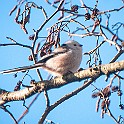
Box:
[0,37,32,49]
[17,93,41,122]
[107,108,119,124]
[110,50,124,63]
[44,90,50,107]
[99,25,121,51]
[101,25,123,42]
[99,6,124,15]
[1,106,18,124]
[84,41,105,55]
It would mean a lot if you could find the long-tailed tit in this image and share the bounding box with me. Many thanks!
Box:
[0,40,82,76]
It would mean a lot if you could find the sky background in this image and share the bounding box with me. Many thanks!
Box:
[0,0,124,124]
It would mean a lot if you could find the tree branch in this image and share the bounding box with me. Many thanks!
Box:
[0,60,124,105]
[38,78,95,123]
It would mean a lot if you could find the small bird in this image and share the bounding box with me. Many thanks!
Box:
[0,40,82,76]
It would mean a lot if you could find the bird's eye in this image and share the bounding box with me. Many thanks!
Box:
[61,44,67,47]
[73,44,77,46]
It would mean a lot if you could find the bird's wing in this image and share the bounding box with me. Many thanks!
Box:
[37,46,69,63]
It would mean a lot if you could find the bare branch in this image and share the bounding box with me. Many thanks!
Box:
[1,106,18,124]
[38,78,95,123]
[0,60,124,105]
[0,37,32,49]
[17,93,41,123]
[99,6,124,15]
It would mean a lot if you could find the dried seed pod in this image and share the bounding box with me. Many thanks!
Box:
[29,34,35,40]
[23,5,30,24]
[102,86,111,98]
[101,100,105,110]
[28,55,33,61]
[9,5,18,16]
[111,86,119,92]
[40,51,46,57]
[101,99,110,110]
[117,90,123,96]
[85,13,91,20]
[92,8,99,16]
[71,5,78,12]
[23,14,30,25]
[47,49,52,54]
[30,80,35,85]
[92,92,101,98]
[29,54,38,61]
[119,104,124,110]
[14,81,22,91]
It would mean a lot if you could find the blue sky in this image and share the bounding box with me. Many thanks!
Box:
[0,0,124,124]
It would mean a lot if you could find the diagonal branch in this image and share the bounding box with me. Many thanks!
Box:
[0,60,124,105]
[38,78,96,123]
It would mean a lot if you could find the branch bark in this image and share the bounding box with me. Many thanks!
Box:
[0,60,124,105]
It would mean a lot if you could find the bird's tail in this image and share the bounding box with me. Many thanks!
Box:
[0,63,43,74]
